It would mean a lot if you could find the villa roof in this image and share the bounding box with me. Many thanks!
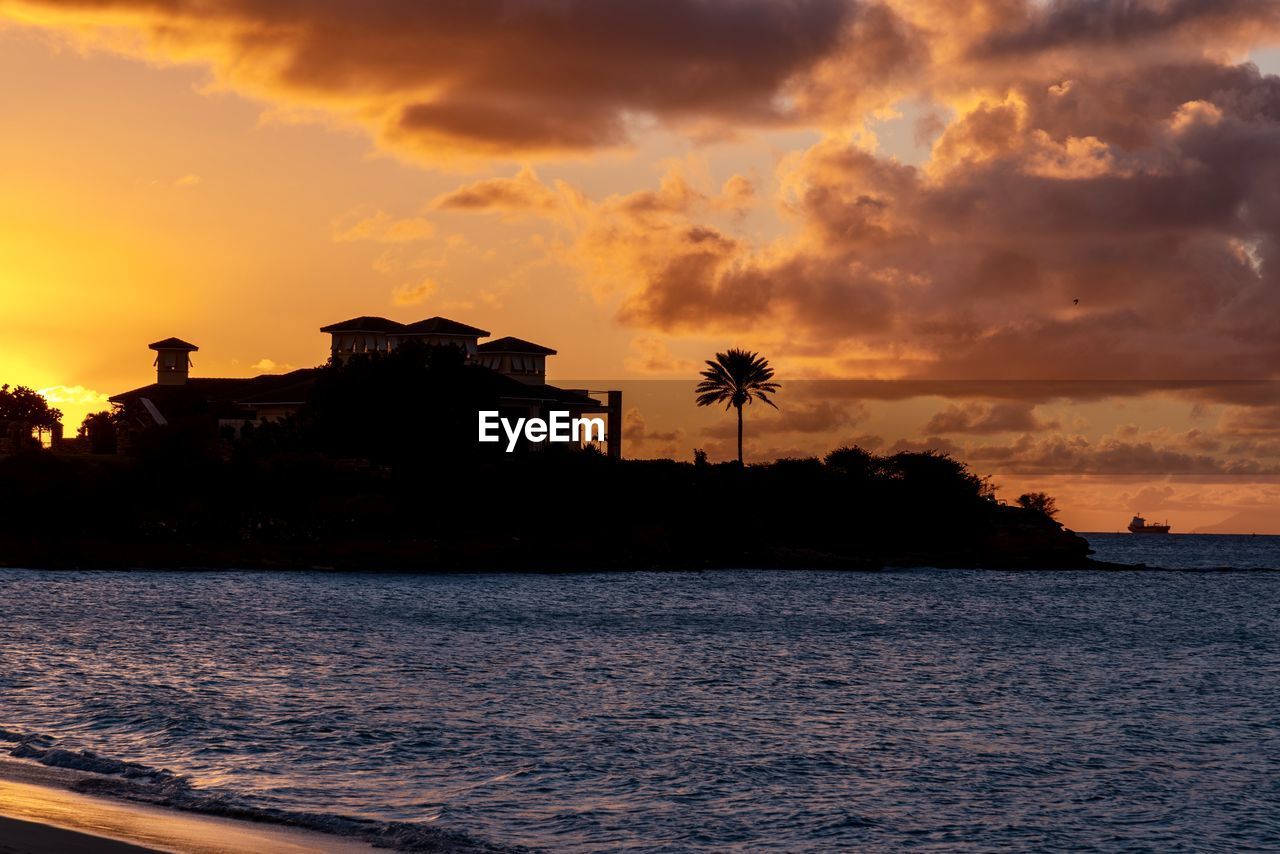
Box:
[149,337,199,351]
[109,369,320,406]
[109,370,602,439]
[402,317,490,337]
[319,316,405,333]
[319,316,491,337]
[110,378,247,404]
[231,369,322,405]
[476,336,557,355]
[108,379,258,424]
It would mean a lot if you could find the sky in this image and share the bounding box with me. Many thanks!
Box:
[3,0,1280,532]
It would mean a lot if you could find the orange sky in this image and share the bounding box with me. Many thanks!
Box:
[3,2,1280,532]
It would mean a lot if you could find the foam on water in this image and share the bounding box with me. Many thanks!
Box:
[2,558,1280,851]
[0,729,504,852]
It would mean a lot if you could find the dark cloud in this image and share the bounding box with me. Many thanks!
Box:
[614,228,767,331]
[1019,62,1280,150]
[623,408,684,451]
[703,400,866,438]
[923,401,1058,434]
[967,434,1280,475]
[8,0,863,156]
[1220,404,1280,434]
[840,433,885,451]
[971,0,1280,58]
[887,435,965,456]
[780,380,1280,405]
[599,57,1280,384]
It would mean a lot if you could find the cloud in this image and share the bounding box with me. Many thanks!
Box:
[1221,402,1280,431]
[331,207,436,243]
[568,55,1280,385]
[716,174,757,215]
[703,400,867,438]
[174,173,201,188]
[250,358,295,373]
[37,385,110,433]
[13,0,1280,487]
[844,433,885,451]
[970,0,1280,60]
[2,0,865,159]
[27,0,1273,391]
[887,435,965,456]
[924,401,1058,434]
[392,278,438,306]
[685,392,1280,475]
[9,0,1280,165]
[624,336,696,374]
[430,166,562,214]
[37,385,108,408]
[964,427,1280,475]
[784,379,1246,404]
[623,408,685,457]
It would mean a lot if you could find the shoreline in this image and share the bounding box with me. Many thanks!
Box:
[2,557,1274,572]
[0,535,1097,572]
[0,758,377,854]
[0,558,1134,572]
[6,532,1275,573]
[0,814,154,854]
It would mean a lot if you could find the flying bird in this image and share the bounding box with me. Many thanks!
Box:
[1073,298,1079,305]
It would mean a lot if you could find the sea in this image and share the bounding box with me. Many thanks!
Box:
[2,534,1279,851]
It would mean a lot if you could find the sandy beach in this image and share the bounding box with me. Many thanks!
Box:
[0,813,155,854]
[0,758,375,854]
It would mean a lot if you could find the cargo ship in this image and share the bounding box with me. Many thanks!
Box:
[1128,515,1171,534]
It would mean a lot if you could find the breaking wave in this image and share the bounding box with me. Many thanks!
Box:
[0,728,513,853]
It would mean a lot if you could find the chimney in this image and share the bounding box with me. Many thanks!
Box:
[149,337,198,385]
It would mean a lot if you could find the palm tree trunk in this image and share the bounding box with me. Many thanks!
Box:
[736,403,744,466]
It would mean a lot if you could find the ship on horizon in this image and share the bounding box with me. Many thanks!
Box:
[1128,515,1172,534]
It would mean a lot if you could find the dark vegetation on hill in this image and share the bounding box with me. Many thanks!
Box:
[0,446,1089,570]
[0,347,1091,570]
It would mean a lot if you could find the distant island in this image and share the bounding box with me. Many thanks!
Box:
[0,318,1094,571]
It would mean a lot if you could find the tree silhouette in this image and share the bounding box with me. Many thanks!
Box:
[0,384,62,446]
[307,340,499,463]
[1017,491,1059,519]
[695,349,779,466]
[79,410,119,454]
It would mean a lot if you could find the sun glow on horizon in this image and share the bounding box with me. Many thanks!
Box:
[4,3,1280,531]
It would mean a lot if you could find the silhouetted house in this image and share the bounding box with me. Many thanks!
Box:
[320,316,490,360]
[475,337,556,385]
[109,319,622,457]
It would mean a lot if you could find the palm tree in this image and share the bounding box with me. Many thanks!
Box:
[695,349,779,466]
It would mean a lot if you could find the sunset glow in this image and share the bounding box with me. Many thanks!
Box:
[5,1,1280,531]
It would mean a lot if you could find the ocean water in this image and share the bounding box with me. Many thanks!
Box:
[1085,532,1280,569]
[2,557,1280,851]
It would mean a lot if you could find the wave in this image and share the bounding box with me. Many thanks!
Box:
[0,728,519,853]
